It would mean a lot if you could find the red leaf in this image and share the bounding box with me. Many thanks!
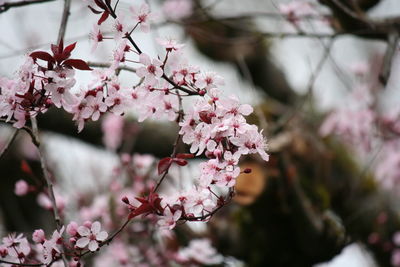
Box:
[30,51,54,63]
[64,42,76,54]
[199,111,212,124]
[173,158,188,166]
[158,157,172,175]
[135,197,148,204]
[128,203,153,219]
[94,0,107,10]
[63,59,92,70]
[51,44,58,55]
[97,11,109,25]
[21,160,32,175]
[88,5,102,14]
[176,153,194,159]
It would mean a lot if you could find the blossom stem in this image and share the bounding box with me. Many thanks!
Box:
[30,118,69,267]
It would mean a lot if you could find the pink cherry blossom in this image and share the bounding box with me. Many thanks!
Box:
[129,3,153,33]
[158,209,182,230]
[76,221,108,251]
[136,53,163,86]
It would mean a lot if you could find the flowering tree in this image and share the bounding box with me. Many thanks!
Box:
[1,0,400,266]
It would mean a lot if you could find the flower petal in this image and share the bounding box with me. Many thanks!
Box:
[91,221,101,234]
[96,231,108,241]
[88,240,99,251]
[76,237,90,248]
[77,226,90,236]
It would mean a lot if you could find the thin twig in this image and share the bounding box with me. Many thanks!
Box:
[271,39,334,133]
[0,119,39,146]
[57,0,72,44]
[0,0,55,13]
[379,30,399,86]
[30,118,68,267]
[0,129,19,160]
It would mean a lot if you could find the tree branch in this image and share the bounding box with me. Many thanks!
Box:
[0,129,19,160]
[56,0,72,44]
[0,0,55,13]
[30,118,68,267]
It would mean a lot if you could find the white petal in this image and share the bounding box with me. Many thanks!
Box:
[77,226,90,236]
[91,221,101,234]
[96,231,108,241]
[88,240,99,251]
[76,237,90,248]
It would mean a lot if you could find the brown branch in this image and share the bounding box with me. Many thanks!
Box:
[0,119,39,146]
[0,129,19,160]
[379,30,399,86]
[57,0,72,44]
[0,0,55,13]
[30,118,69,267]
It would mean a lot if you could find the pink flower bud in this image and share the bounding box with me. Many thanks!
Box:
[32,229,46,243]
[83,221,92,228]
[14,180,29,196]
[67,221,79,236]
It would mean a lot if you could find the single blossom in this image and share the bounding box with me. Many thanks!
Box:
[76,221,108,251]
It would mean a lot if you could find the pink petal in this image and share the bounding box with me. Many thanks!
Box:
[76,237,90,248]
[77,226,90,236]
[88,240,99,251]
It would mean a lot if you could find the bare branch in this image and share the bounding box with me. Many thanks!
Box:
[30,118,69,267]
[0,129,19,160]
[379,30,399,86]
[57,0,72,44]
[0,0,54,13]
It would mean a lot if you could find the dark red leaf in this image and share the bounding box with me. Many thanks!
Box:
[135,197,148,204]
[29,51,54,63]
[158,157,172,175]
[173,158,188,166]
[176,153,194,159]
[97,11,109,25]
[88,5,103,14]
[63,59,92,70]
[199,111,212,124]
[128,203,153,219]
[94,0,107,10]
[51,44,58,55]
[64,42,76,54]
[104,0,111,6]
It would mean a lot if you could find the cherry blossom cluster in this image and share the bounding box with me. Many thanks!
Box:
[0,40,91,129]
[0,220,108,265]
[0,0,270,265]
